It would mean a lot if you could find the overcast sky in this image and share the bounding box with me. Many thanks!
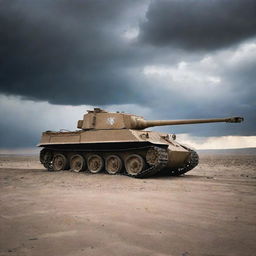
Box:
[0,0,256,150]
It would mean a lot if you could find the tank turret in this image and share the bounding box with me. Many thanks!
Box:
[77,108,244,130]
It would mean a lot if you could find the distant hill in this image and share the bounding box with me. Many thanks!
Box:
[198,147,256,155]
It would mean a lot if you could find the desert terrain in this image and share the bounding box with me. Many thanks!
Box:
[0,153,255,256]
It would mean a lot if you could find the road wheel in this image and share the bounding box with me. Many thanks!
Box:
[70,154,86,172]
[87,154,104,173]
[52,153,67,171]
[125,154,145,176]
[105,155,122,175]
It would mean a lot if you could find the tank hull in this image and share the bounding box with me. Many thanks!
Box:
[38,129,198,177]
[38,129,192,168]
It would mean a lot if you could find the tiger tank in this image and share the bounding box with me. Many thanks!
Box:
[38,108,243,178]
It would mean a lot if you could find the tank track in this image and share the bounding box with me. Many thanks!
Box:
[40,146,169,178]
[170,150,199,176]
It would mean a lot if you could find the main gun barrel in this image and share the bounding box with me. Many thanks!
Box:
[133,117,244,129]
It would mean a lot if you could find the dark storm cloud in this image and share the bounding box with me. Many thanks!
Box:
[149,97,256,137]
[140,0,256,50]
[0,119,39,148]
[0,0,148,105]
[0,0,255,148]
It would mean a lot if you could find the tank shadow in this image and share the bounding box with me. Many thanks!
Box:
[36,167,207,181]
[150,172,205,180]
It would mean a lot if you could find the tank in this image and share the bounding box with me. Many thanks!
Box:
[38,108,244,178]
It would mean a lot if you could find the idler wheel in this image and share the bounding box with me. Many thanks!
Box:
[52,153,68,171]
[125,154,145,176]
[105,155,122,175]
[40,149,53,170]
[87,154,104,174]
[70,154,86,172]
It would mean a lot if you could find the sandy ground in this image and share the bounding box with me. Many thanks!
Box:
[0,154,255,256]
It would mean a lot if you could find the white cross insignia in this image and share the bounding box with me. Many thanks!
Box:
[107,117,115,125]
